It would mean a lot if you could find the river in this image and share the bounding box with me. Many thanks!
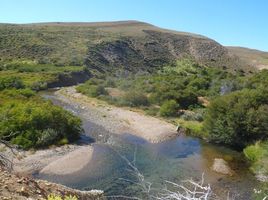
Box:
[38,90,262,199]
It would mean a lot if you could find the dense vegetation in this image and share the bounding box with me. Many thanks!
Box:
[204,88,268,149]
[77,59,245,117]
[0,60,86,89]
[0,89,83,149]
[0,58,87,149]
[244,141,268,176]
[0,60,84,149]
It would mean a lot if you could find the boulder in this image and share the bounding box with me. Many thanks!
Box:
[211,158,234,176]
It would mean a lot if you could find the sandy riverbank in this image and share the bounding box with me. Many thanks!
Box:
[11,144,93,176]
[56,86,179,143]
[40,146,93,175]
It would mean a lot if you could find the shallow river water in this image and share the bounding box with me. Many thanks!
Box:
[39,91,262,199]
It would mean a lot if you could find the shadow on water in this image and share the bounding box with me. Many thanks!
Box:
[39,90,261,199]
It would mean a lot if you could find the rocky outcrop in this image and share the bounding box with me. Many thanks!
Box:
[0,169,105,200]
[211,158,234,176]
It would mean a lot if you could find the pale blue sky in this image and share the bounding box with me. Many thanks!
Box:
[1,0,268,51]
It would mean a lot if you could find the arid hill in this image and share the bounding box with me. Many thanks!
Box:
[227,46,268,70]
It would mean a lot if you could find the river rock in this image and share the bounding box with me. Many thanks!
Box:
[211,158,234,175]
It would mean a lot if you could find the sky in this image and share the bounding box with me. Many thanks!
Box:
[1,0,268,51]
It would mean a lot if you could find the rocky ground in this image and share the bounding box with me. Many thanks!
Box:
[0,169,104,200]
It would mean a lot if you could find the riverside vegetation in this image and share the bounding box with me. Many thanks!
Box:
[0,60,84,149]
[76,59,268,182]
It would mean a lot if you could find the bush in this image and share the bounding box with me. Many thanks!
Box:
[76,83,107,97]
[0,76,24,91]
[122,91,149,107]
[104,78,116,87]
[0,99,83,149]
[243,141,268,178]
[36,128,59,147]
[177,88,199,109]
[145,106,159,116]
[31,81,48,91]
[2,88,36,98]
[160,100,179,117]
[204,88,268,148]
[244,142,265,162]
[180,111,203,122]
[175,118,204,138]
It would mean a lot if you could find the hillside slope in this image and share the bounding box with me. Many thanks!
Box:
[227,46,268,70]
[0,21,255,73]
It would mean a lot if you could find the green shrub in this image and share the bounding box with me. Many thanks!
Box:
[104,78,116,87]
[0,99,83,149]
[31,81,48,91]
[176,119,205,138]
[180,111,203,122]
[243,141,268,178]
[244,142,265,162]
[2,88,36,98]
[204,88,268,148]
[77,84,107,97]
[0,76,24,91]
[177,88,199,109]
[36,128,59,147]
[122,91,149,107]
[145,106,159,116]
[160,100,179,117]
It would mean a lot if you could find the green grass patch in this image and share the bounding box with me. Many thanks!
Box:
[244,141,268,176]
[0,61,85,89]
[174,118,205,138]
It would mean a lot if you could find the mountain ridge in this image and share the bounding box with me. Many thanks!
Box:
[0,20,264,74]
